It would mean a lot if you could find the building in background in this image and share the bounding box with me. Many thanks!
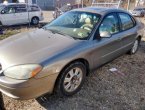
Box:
[0,0,143,10]
[0,0,76,10]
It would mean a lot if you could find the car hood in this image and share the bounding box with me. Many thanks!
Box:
[0,29,79,70]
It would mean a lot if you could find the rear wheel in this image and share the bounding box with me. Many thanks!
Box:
[55,62,86,96]
[31,17,39,25]
[129,39,140,54]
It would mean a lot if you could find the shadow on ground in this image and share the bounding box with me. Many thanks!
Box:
[2,22,48,30]
[0,92,5,110]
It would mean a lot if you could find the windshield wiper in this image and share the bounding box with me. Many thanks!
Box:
[52,30,77,40]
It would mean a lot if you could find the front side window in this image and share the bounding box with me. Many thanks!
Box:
[99,14,119,36]
[3,6,16,14]
[118,13,134,30]
[43,11,101,40]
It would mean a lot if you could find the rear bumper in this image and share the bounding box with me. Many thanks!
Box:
[0,73,58,100]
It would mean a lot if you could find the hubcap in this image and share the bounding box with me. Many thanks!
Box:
[132,40,138,53]
[63,67,83,92]
[33,18,38,24]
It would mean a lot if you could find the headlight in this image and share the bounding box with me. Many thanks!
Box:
[3,64,42,80]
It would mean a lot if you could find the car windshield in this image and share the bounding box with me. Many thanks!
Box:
[43,11,101,40]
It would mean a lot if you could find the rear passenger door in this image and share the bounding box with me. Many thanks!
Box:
[117,13,137,52]
[15,5,28,24]
[93,13,123,68]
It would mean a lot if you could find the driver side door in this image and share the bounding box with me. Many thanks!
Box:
[1,6,17,25]
[92,13,123,68]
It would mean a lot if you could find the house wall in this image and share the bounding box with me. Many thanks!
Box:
[36,0,55,10]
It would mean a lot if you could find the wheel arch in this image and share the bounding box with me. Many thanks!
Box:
[59,58,90,77]
[53,58,90,92]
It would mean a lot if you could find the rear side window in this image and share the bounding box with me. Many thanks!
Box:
[118,13,134,31]
[15,5,27,13]
[30,5,40,11]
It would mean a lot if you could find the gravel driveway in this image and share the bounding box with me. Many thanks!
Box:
[0,40,144,110]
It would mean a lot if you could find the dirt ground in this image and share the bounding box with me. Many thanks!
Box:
[0,15,145,110]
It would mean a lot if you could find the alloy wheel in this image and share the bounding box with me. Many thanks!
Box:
[63,67,83,92]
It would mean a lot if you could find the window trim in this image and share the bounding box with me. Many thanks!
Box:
[117,12,136,32]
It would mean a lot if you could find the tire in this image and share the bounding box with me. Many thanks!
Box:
[55,62,86,97]
[31,17,39,25]
[128,39,140,55]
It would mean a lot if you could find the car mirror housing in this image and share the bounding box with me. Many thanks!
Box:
[100,31,111,38]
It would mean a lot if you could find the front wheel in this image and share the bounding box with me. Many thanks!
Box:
[129,39,139,54]
[55,62,86,96]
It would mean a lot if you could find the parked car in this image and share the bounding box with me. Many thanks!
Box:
[53,4,86,18]
[130,7,145,17]
[0,7,144,100]
[0,3,44,26]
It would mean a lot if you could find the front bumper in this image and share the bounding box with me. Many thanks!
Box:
[0,73,58,100]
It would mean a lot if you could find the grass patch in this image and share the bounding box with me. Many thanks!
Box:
[0,30,19,40]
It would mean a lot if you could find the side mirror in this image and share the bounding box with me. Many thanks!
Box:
[100,31,111,38]
[1,10,5,14]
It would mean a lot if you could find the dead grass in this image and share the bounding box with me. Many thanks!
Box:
[0,30,19,40]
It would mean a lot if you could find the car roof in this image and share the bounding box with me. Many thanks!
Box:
[72,7,128,15]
